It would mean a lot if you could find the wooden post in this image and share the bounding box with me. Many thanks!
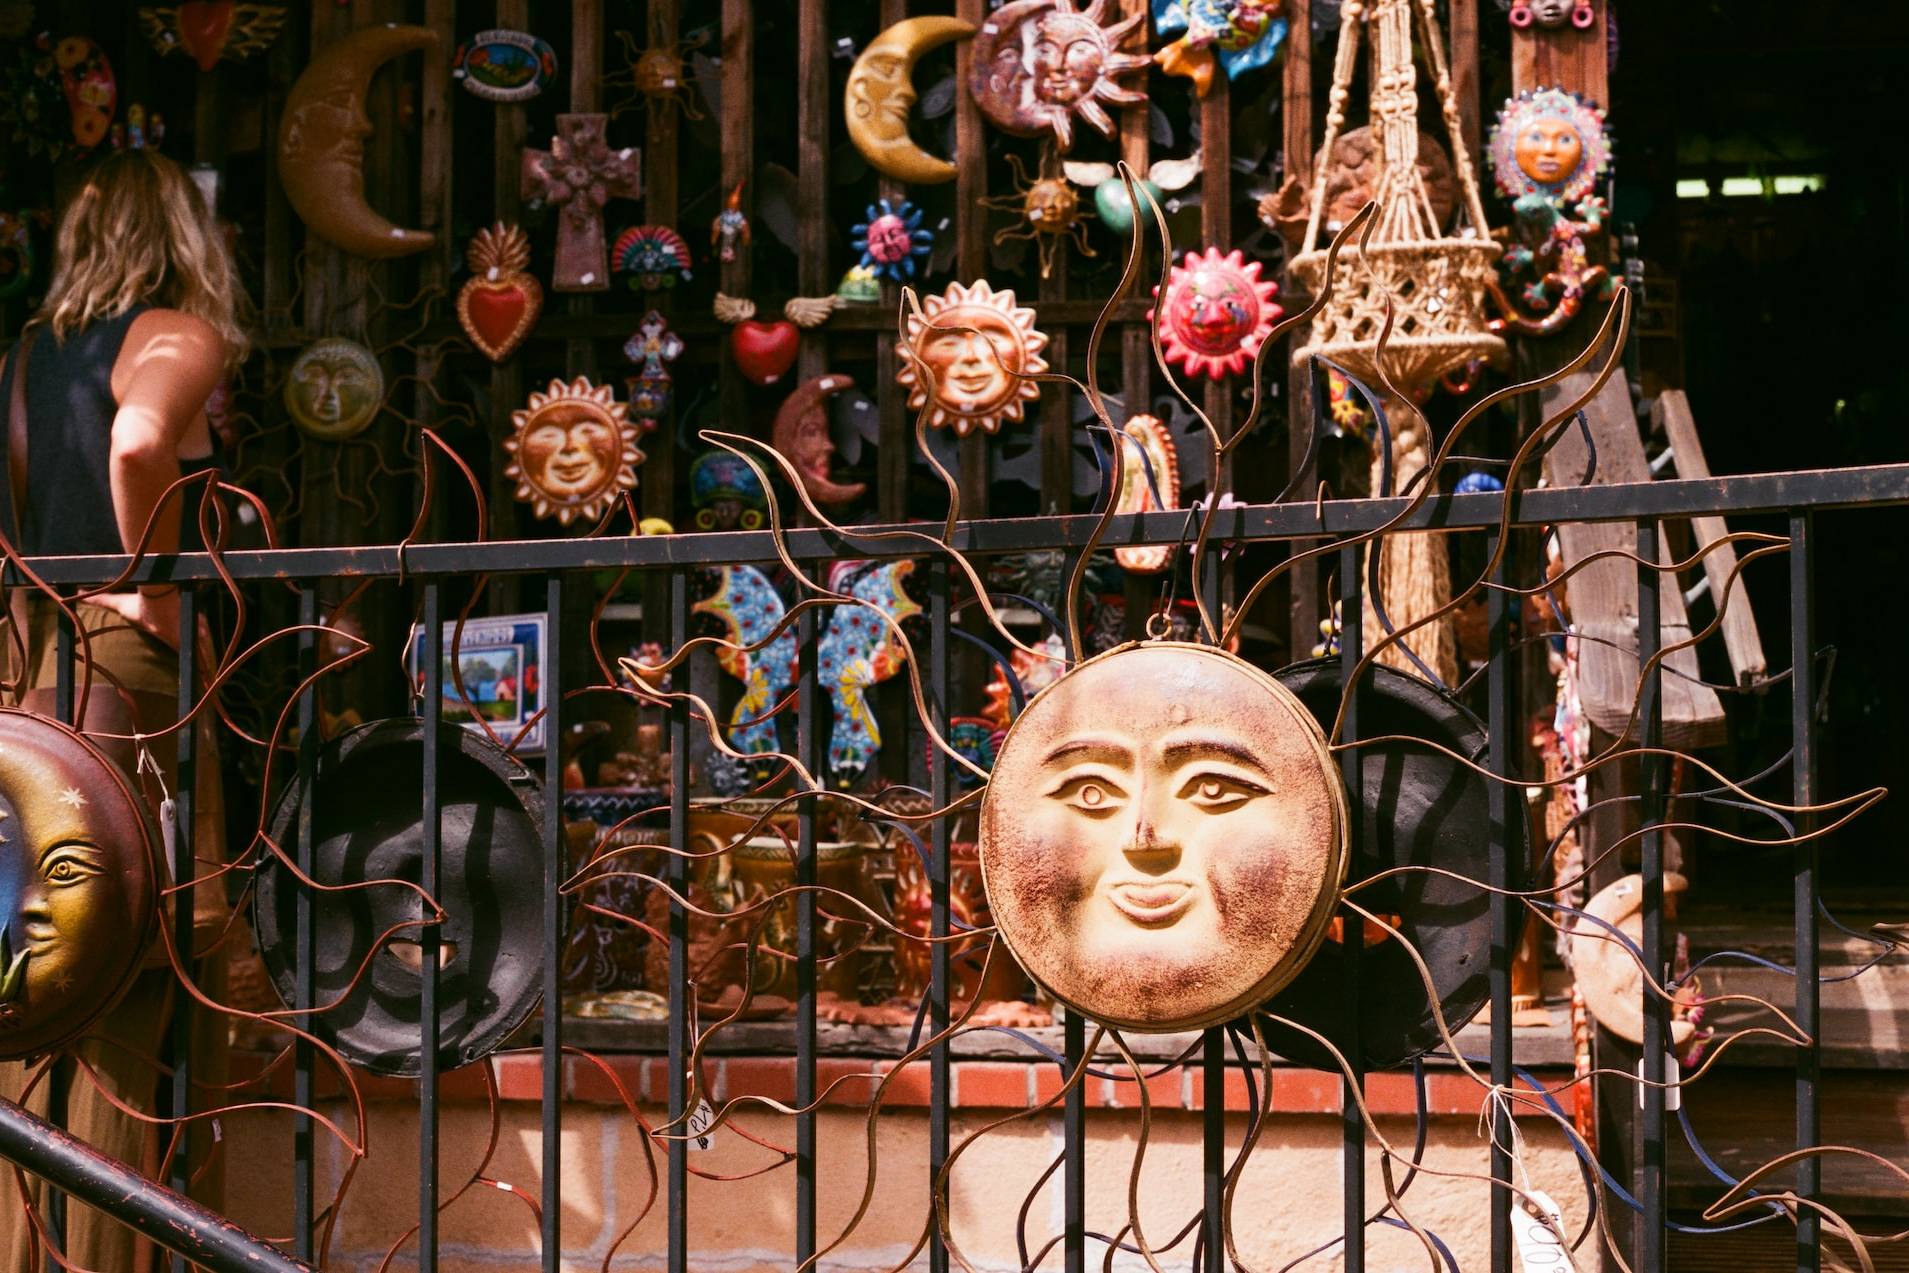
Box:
[719,0,755,431]
[796,0,830,386]
[873,1,911,526]
[1118,0,1153,640]
[953,0,989,516]
[1511,1,1609,103]
[1284,0,1320,663]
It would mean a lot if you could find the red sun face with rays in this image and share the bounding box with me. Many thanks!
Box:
[1150,247,1281,381]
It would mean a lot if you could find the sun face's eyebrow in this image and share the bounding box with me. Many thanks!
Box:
[1158,733,1274,778]
[1038,735,1135,769]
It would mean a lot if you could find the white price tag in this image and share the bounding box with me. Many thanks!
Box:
[1513,1189,1570,1272]
[687,1097,717,1151]
[1635,1052,1682,1111]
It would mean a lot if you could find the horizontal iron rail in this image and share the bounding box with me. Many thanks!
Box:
[0,1096,313,1273]
[7,463,1907,586]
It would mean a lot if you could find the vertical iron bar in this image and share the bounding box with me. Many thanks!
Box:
[293,587,317,1260]
[929,558,951,1273]
[1200,544,1225,1273]
[45,611,73,1258]
[1636,520,1666,1273]
[667,569,689,1273]
[166,587,198,1273]
[1789,512,1820,1272]
[1202,1030,1224,1272]
[796,588,819,1265]
[419,582,443,1272]
[1337,542,1365,1273]
[541,574,565,1272]
[1487,531,1514,1273]
[1063,1010,1085,1273]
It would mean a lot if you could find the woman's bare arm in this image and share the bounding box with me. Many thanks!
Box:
[108,308,224,566]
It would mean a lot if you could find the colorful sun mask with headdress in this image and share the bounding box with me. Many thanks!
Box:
[1150,246,1281,380]
[896,280,1049,437]
[504,377,643,525]
[1488,87,1610,215]
[968,0,1150,152]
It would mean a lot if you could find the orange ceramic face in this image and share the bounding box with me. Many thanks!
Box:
[519,401,620,504]
[978,644,1346,1031]
[897,280,1049,435]
[917,310,1023,419]
[505,378,643,525]
[1514,117,1584,187]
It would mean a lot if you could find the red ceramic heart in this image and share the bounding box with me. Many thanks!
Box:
[731,320,799,386]
[457,276,542,363]
[176,1,235,73]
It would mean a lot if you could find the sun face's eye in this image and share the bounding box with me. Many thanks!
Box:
[41,845,104,887]
[1045,773,1128,815]
[1176,773,1269,813]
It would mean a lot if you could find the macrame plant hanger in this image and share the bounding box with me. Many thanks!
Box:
[1290,0,1506,687]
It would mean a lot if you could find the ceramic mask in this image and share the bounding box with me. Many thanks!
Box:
[896,280,1049,436]
[978,643,1346,1031]
[969,0,1150,151]
[1488,87,1610,209]
[285,337,384,440]
[1151,246,1281,379]
[504,378,643,525]
[0,711,157,1061]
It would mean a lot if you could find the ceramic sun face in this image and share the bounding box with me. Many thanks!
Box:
[1150,246,1281,380]
[504,377,644,525]
[896,280,1049,436]
[285,337,385,440]
[1488,87,1610,210]
[977,642,1346,1031]
[969,0,1150,152]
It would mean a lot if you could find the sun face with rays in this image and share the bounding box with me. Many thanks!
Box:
[1150,246,1282,380]
[896,280,1050,437]
[969,0,1151,151]
[504,377,644,525]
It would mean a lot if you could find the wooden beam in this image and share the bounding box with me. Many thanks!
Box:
[954,0,989,515]
[568,0,604,383]
[1652,391,1767,685]
[488,0,530,575]
[1449,0,1482,179]
[796,0,829,386]
[1118,0,1153,640]
[720,0,755,431]
[1282,0,1313,196]
[642,0,682,540]
[875,0,910,524]
[1511,0,1609,105]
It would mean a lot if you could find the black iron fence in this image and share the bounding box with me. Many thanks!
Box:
[10,458,1909,1273]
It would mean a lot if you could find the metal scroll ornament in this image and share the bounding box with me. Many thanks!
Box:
[0,710,158,1061]
[504,378,644,526]
[978,643,1347,1032]
[254,720,545,1076]
[895,280,1049,437]
[1288,0,1505,391]
[969,0,1149,152]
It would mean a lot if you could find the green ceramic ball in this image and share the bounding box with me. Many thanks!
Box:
[1093,178,1165,237]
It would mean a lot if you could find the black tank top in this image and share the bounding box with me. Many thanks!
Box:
[0,306,216,557]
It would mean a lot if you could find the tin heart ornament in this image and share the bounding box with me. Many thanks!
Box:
[731,319,799,387]
[457,223,542,363]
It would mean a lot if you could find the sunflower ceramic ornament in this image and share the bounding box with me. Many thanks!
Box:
[896,280,1049,437]
[504,378,644,525]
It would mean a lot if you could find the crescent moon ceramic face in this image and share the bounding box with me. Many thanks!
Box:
[504,378,643,525]
[897,280,1049,436]
[285,338,385,440]
[970,0,1149,151]
[0,714,155,1060]
[1152,247,1281,380]
[846,18,975,184]
[978,643,1346,1031]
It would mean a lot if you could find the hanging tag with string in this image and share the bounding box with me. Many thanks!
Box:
[135,737,176,867]
[1484,1087,1579,1273]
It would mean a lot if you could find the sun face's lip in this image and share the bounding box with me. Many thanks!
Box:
[1108,879,1197,925]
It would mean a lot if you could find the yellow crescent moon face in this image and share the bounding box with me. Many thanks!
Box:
[280,25,438,259]
[845,16,974,186]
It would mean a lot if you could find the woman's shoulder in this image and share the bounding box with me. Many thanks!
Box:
[114,308,227,403]
[125,307,224,357]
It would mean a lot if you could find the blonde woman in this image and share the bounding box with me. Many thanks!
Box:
[0,148,242,1272]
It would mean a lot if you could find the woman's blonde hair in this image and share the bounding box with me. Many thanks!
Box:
[33,149,249,367]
